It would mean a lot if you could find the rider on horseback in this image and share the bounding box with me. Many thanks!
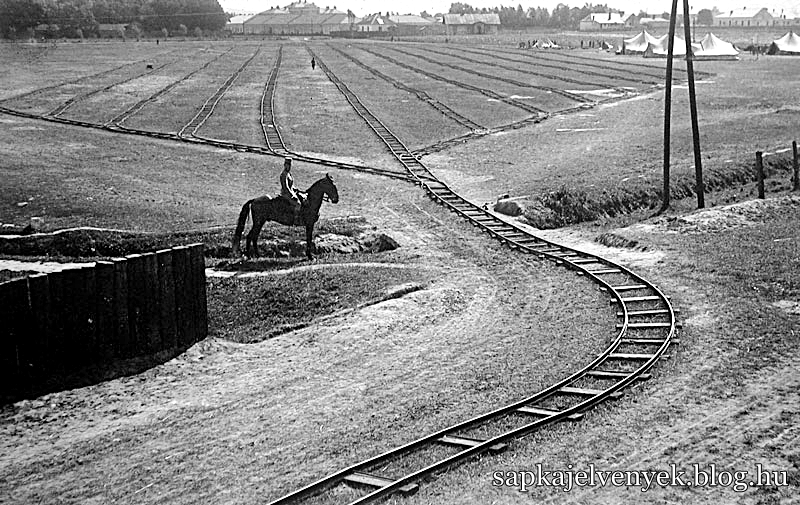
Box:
[280,157,305,208]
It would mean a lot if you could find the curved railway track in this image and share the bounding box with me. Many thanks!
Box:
[178,48,262,138]
[109,47,236,127]
[1,40,679,505]
[259,47,680,505]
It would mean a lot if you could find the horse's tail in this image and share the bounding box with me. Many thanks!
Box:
[231,199,253,257]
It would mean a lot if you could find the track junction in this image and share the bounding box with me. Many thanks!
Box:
[0,40,680,504]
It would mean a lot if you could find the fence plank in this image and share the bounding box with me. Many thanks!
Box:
[126,254,146,357]
[47,270,67,375]
[188,244,208,342]
[142,253,162,353]
[156,249,177,350]
[27,273,51,380]
[112,258,131,359]
[94,261,116,361]
[171,246,192,347]
[0,278,29,397]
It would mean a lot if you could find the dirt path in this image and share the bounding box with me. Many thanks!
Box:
[0,190,618,504]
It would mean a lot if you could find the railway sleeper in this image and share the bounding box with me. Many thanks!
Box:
[606,353,670,360]
[618,308,680,317]
[516,405,584,421]
[558,386,623,399]
[620,338,680,346]
[587,370,652,381]
[342,472,419,496]
[617,322,682,329]
[601,284,649,292]
[610,295,667,304]
[436,435,507,453]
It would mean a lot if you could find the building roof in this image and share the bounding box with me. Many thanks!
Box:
[389,15,435,25]
[443,13,501,25]
[227,15,254,24]
[715,7,770,19]
[357,13,395,26]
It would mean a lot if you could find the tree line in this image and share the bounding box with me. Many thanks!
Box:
[0,0,228,39]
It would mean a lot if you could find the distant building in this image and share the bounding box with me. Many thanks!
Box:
[388,14,446,36]
[225,15,253,34]
[714,7,773,27]
[241,2,352,35]
[355,13,395,33]
[442,13,501,35]
[579,12,626,31]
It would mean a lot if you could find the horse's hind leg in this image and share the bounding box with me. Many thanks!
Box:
[248,218,267,257]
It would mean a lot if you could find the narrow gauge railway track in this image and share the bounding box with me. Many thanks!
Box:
[426,44,663,86]
[256,46,410,181]
[266,49,678,505]
[179,48,262,138]
[0,49,179,106]
[308,47,439,184]
[48,61,173,118]
[382,45,598,104]
[108,47,236,127]
[398,42,644,96]
[470,45,675,81]
[355,45,550,117]
[326,45,485,132]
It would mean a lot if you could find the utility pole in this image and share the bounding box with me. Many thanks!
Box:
[660,0,705,212]
[659,0,679,213]
[683,0,704,208]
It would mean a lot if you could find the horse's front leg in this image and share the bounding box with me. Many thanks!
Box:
[305,224,314,260]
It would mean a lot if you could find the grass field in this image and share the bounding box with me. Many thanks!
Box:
[0,36,798,505]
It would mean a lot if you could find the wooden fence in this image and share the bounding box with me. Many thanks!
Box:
[1,243,207,402]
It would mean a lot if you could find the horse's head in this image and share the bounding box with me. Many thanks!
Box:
[322,173,339,204]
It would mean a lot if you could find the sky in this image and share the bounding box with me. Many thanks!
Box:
[219,0,800,17]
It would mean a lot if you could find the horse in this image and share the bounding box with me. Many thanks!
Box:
[232,174,339,260]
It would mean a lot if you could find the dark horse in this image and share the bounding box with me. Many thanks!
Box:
[232,174,339,259]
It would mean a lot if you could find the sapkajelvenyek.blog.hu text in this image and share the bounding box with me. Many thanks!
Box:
[492,464,789,493]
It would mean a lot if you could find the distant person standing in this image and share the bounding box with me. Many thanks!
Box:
[310,57,316,70]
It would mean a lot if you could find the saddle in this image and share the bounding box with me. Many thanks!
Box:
[278,194,305,225]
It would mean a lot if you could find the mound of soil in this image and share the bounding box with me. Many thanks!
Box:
[0,216,397,261]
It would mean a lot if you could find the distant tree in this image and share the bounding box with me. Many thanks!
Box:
[0,0,46,38]
[697,8,713,25]
[448,2,475,14]
[177,23,187,37]
[76,27,83,40]
[420,10,430,18]
[194,26,202,38]
[161,26,168,38]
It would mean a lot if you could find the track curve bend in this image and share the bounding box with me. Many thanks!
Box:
[259,48,680,505]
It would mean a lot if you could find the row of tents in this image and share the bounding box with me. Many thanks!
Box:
[621,30,800,59]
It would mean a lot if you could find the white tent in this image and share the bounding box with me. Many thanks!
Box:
[767,31,800,55]
[621,30,660,54]
[643,33,701,58]
[534,38,560,49]
[692,32,739,60]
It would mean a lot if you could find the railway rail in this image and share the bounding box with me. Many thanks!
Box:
[424,44,663,85]
[382,44,598,104]
[394,43,643,95]
[261,48,679,505]
[2,40,679,505]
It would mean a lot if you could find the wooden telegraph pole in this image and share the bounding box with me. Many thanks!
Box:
[683,0,705,208]
[660,0,705,211]
[659,0,679,213]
